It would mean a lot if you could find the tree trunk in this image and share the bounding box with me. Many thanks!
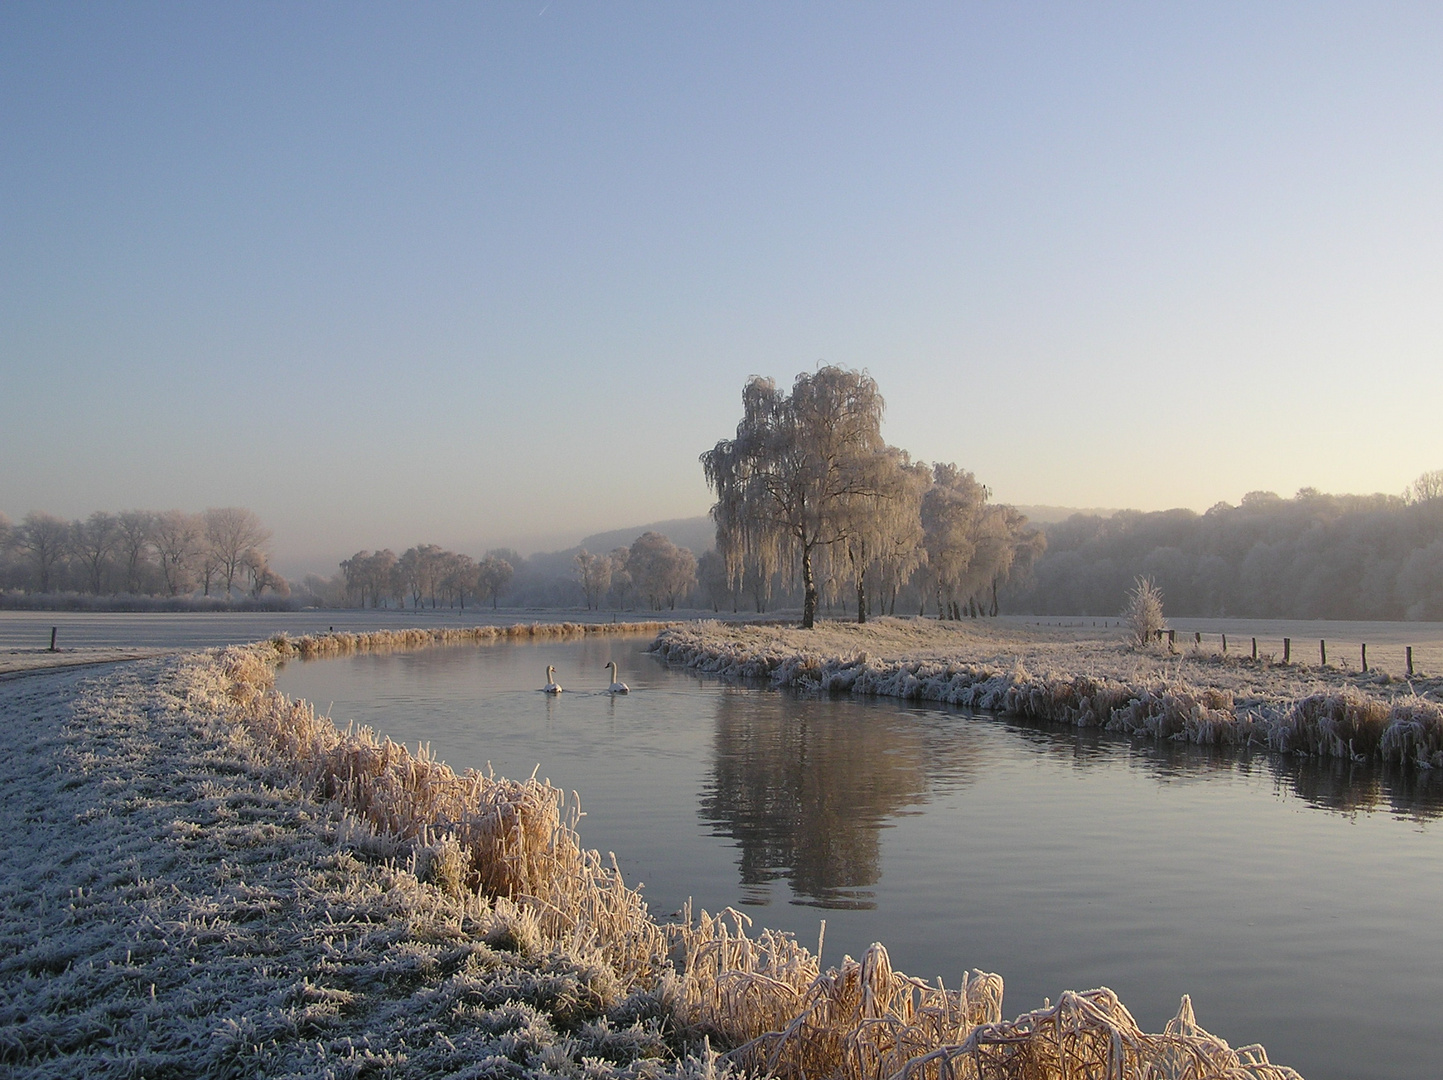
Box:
[856,569,867,624]
[801,546,818,628]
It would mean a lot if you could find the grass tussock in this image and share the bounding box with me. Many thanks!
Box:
[268,620,678,661]
[654,622,1443,770]
[895,991,1298,1080]
[187,633,1304,1080]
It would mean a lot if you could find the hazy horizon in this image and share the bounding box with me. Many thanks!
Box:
[5,4,1441,572]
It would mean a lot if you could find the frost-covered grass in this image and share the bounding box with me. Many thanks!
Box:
[651,618,1443,769]
[2,632,1304,1079]
[269,620,680,661]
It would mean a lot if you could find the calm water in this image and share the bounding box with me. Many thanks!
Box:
[277,635,1443,1080]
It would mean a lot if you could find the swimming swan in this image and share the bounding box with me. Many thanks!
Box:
[543,665,563,694]
[605,661,629,694]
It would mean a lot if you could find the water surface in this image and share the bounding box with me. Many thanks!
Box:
[277,635,1443,1080]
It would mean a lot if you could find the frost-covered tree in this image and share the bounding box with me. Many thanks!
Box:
[919,465,988,619]
[19,511,70,593]
[73,511,119,594]
[626,532,697,611]
[696,549,734,612]
[441,552,477,609]
[477,554,513,609]
[605,547,633,608]
[1411,469,1443,504]
[399,543,447,608]
[573,549,612,610]
[115,510,157,594]
[204,507,271,596]
[702,366,901,629]
[917,466,1041,619]
[242,547,288,598]
[1123,575,1166,647]
[151,510,203,596]
[845,450,929,623]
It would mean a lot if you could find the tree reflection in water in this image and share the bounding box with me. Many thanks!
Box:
[1001,711,1443,821]
[699,691,982,909]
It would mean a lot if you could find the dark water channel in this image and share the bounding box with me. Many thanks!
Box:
[276,636,1443,1080]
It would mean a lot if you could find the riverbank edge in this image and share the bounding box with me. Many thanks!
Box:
[1,628,1304,1079]
[650,620,1443,769]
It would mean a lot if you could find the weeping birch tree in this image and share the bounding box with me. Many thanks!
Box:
[702,366,904,629]
[920,464,989,618]
[850,452,930,620]
[921,464,1043,618]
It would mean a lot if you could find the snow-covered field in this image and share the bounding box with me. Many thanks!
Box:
[651,618,1443,768]
[1,638,1303,1079]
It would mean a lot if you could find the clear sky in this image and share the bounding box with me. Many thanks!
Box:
[3,3,1441,573]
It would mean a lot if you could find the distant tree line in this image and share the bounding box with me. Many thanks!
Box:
[573,531,698,611]
[0,507,285,603]
[702,366,1043,627]
[326,546,517,611]
[327,531,701,612]
[1003,472,1443,621]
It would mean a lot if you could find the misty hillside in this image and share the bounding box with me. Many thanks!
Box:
[574,517,717,557]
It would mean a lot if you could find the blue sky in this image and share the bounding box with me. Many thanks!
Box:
[3,3,1441,571]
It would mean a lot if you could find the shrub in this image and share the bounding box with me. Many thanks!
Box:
[1123,576,1166,648]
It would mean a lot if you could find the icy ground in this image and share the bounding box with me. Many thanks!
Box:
[0,657,708,1079]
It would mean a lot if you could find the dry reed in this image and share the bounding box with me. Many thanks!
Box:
[269,619,678,661]
[197,629,1302,1080]
[892,991,1300,1080]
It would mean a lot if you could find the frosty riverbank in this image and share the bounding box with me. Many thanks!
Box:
[652,618,1443,769]
[2,633,1303,1079]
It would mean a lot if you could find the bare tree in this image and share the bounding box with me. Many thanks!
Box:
[843,449,928,623]
[435,552,475,608]
[19,512,70,593]
[151,510,203,596]
[364,549,402,607]
[340,551,371,606]
[574,549,613,610]
[702,366,898,628]
[242,547,288,599]
[627,532,697,610]
[115,510,156,594]
[696,549,734,612]
[73,511,119,594]
[1411,469,1443,504]
[920,464,989,619]
[605,547,633,608]
[204,508,272,596]
[477,554,513,609]
[399,544,447,608]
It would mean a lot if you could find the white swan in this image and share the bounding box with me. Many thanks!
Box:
[543,665,563,694]
[605,661,629,694]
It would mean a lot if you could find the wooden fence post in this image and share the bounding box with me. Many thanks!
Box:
[1252,637,1257,661]
[1361,644,1368,672]
[1284,638,1291,664]
[1407,646,1414,677]
[1320,639,1326,666]
[1195,631,1202,648]
[1222,634,1228,653]
[49,627,57,652]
